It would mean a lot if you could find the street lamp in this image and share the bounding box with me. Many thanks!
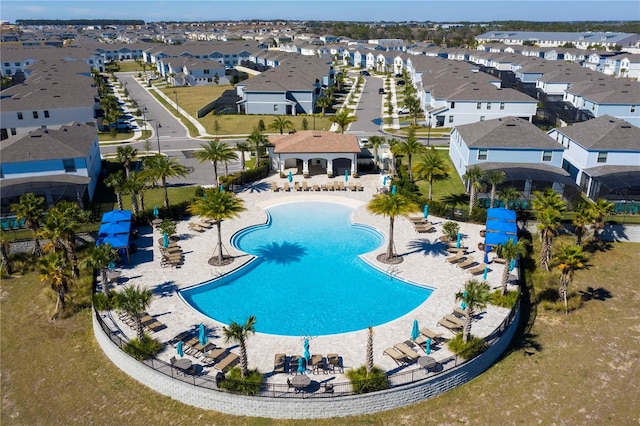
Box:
[173,90,179,114]
[155,121,162,154]
[142,106,147,131]
[427,114,432,147]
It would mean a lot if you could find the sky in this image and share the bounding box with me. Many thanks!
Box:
[1,0,639,23]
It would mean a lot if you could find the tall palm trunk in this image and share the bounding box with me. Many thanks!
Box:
[162,177,169,209]
[559,274,570,315]
[115,191,124,211]
[101,267,109,295]
[428,177,434,201]
[469,186,477,215]
[213,162,219,186]
[1,242,12,275]
[135,315,145,340]
[239,338,249,377]
[366,326,374,374]
[130,193,139,217]
[216,222,223,264]
[462,309,473,343]
[386,217,395,260]
[138,192,145,212]
[490,185,497,208]
[64,239,79,279]
[501,263,510,296]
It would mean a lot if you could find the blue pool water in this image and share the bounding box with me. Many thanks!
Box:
[181,202,432,336]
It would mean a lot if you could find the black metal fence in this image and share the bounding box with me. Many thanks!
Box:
[94,299,519,398]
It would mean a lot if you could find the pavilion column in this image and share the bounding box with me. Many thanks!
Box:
[326,159,333,177]
[303,160,309,176]
[351,154,357,176]
[524,179,532,198]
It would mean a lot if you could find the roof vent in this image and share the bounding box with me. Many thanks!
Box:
[506,123,516,127]
[621,125,631,128]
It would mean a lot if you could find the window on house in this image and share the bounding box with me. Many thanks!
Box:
[500,102,505,110]
[44,110,50,118]
[17,112,23,120]
[448,115,454,124]
[480,116,485,121]
[10,128,16,135]
[63,159,76,172]
[478,149,488,160]
[204,69,210,74]
[597,152,607,163]
[274,105,278,111]
[33,111,38,119]
[542,151,552,161]
[3,63,9,67]
[476,102,481,109]
[14,62,19,66]
[632,105,637,113]
[450,101,455,109]
[487,102,491,110]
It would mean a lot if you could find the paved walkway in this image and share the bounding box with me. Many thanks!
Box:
[103,172,514,386]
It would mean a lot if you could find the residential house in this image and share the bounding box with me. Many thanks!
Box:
[449,116,577,203]
[0,122,102,212]
[547,115,640,202]
[474,31,640,50]
[158,57,226,86]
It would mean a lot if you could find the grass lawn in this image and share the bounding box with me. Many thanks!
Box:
[2,232,638,424]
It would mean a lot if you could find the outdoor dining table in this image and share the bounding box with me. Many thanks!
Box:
[418,356,437,371]
[291,374,311,390]
[107,270,121,283]
[174,358,192,374]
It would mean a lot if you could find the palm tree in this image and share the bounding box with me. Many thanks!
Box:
[455,280,491,343]
[0,231,13,275]
[394,127,424,181]
[188,188,246,265]
[84,243,119,295]
[532,188,566,214]
[39,201,84,278]
[486,171,506,208]
[329,109,357,134]
[141,155,189,209]
[194,139,238,186]
[441,193,469,218]
[587,198,614,245]
[537,208,562,271]
[367,193,419,262]
[222,315,257,378]
[463,166,485,215]
[104,171,127,211]
[123,171,146,217]
[495,238,527,295]
[368,136,385,171]
[497,187,520,209]
[404,95,422,127]
[413,148,449,200]
[116,146,138,178]
[315,96,333,117]
[235,142,251,171]
[268,117,293,135]
[554,244,587,314]
[10,193,46,257]
[366,325,374,374]
[115,285,153,340]
[39,251,71,313]
[572,207,592,246]
[246,128,268,168]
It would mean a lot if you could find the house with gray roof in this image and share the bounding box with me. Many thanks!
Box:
[450,116,577,204]
[547,115,640,202]
[0,122,102,212]
[475,31,640,50]
[563,78,640,127]
[158,57,226,86]
[236,56,333,115]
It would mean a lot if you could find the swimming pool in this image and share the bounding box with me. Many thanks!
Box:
[181,201,432,336]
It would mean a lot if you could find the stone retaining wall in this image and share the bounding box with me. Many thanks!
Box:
[93,306,520,419]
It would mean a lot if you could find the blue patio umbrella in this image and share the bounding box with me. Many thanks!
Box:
[483,250,490,265]
[425,338,432,355]
[303,338,310,363]
[391,185,397,195]
[423,204,429,219]
[177,341,184,358]
[483,266,489,280]
[153,206,159,218]
[345,169,349,182]
[108,261,116,270]
[298,356,306,374]
[411,319,420,341]
[382,176,387,186]
[198,323,208,345]
[456,232,462,249]
[288,171,293,183]
[219,185,224,192]
[163,232,169,248]
[509,259,516,271]
[461,301,467,311]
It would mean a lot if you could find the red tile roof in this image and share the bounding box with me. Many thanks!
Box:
[270,131,360,154]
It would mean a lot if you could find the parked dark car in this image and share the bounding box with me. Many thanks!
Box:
[361,70,370,76]
[397,80,405,86]
[395,73,403,78]
[378,88,385,94]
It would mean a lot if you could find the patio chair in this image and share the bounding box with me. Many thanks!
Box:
[327,353,342,373]
[294,182,301,191]
[457,256,477,270]
[415,223,435,233]
[274,353,287,373]
[452,306,467,318]
[327,182,335,191]
[337,181,345,191]
[469,262,489,275]
[437,317,463,332]
[443,314,466,328]
[302,181,309,191]
[446,252,466,264]
[355,182,363,191]
[312,184,319,191]
[415,327,444,347]
[393,342,420,362]
[311,354,326,374]
[202,347,227,365]
[271,182,279,192]
[215,351,239,373]
[409,217,428,224]
[289,355,300,375]
[283,182,290,192]
[383,347,408,366]
[188,223,206,233]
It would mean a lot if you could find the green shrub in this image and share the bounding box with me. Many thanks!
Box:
[541,294,583,312]
[489,289,520,308]
[346,365,388,394]
[123,334,163,360]
[447,333,487,359]
[218,367,263,395]
[442,221,460,240]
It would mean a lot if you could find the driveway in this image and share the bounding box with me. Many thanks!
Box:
[347,75,385,137]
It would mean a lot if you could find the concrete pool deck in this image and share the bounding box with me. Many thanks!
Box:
[103,172,513,385]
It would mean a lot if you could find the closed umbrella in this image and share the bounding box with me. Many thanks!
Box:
[391,185,397,195]
[509,259,516,271]
[288,171,293,183]
[153,206,159,218]
[345,169,349,182]
[411,319,420,341]
[177,341,184,358]
[423,204,429,219]
[163,233,169,248]
[483,266,489,280]
[382,176,387,186]
[456,232,462,249]
[425,338,432,355]
[303,338,310,363]
[461,301,467,311]
[198,323,207,345]
[297,356,306,374]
